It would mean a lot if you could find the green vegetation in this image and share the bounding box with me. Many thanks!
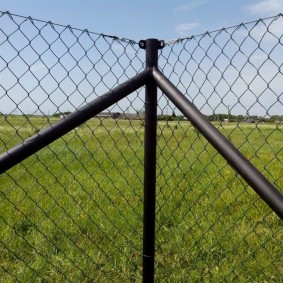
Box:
[157,112,283,123]
[0,115,282,282]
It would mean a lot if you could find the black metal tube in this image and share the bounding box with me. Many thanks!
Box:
[0,69,151,174]
[143,39,159,283]
[152,67,283,220]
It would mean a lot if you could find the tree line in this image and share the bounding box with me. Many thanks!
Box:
[158,112,283,122]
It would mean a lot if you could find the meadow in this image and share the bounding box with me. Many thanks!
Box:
[0,115,282,282]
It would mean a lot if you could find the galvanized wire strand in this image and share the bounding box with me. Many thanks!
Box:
[0,10,138,45]
[165,13,283,45]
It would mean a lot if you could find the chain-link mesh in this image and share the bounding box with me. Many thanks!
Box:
[0,11,145,282]
[0,10,282,282]
[156,15,283,282]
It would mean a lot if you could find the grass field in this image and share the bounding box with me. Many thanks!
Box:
[0,115,282,282]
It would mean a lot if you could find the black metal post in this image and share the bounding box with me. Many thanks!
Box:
[0,69,151,174]
[152,68,283,220]
[140,39,160,283]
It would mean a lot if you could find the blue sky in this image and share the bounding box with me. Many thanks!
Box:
[1,0,283,41]
[1,0,283,116]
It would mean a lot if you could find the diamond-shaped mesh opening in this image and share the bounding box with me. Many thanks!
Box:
[156,15,283,282]
[0,11,144,282]
[0,10,283,282]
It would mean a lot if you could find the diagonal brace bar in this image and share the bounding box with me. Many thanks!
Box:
[152,67,283,220]
[0,69,152,174]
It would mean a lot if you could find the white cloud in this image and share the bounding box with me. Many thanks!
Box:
[176,23,200,35]
[174,0,209,13]
[30,63,47,73]
[174,4,196,13]
[246,0,283,16]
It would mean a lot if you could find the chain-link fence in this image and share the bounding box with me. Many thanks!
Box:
[0,11,282,282]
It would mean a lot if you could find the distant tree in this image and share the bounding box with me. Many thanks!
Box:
[177,115,184,121]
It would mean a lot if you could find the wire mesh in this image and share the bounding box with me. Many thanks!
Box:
[156,15,283,282]
[0,11,145,282]
[0,10,282,282]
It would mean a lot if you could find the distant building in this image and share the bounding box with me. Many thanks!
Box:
[242,118,257,123]
[95,112,144,120]
[96,112,119,119]
[119,112,145,120]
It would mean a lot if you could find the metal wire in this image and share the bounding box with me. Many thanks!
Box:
[157,13,283,282]
[0,11,145,282]
[0,10,282,282]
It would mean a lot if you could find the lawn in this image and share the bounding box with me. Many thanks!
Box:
[0,115,282,282]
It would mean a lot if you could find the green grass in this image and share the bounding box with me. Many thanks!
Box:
[0,115,282,282]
